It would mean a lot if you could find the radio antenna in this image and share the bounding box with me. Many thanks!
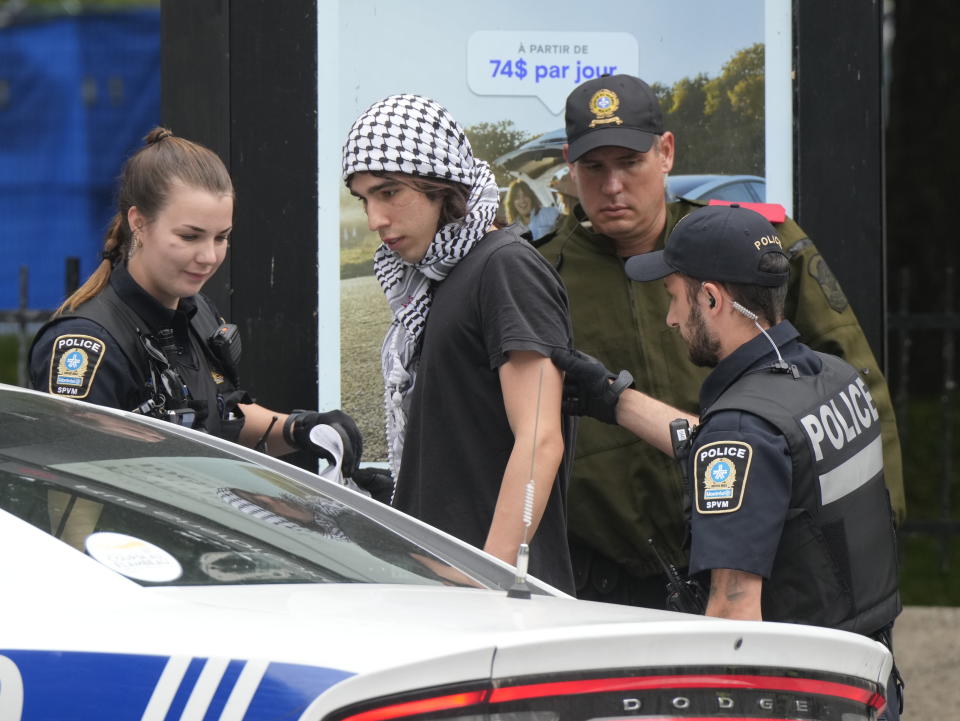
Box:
[507,365,543,599]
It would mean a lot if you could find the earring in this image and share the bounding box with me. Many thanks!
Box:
[127,232,141,260]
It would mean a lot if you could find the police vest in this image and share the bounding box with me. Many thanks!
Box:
[32,285,246,441]
[700,352,901,635]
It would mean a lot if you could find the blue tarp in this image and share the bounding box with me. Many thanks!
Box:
[0,9,160,310]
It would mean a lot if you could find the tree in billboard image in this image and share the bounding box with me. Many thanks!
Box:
[465,120,532,188]
[659,43,764,175]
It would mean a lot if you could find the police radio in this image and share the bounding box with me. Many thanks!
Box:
[648,537,706,615]
[671,417,697,555]
[134,333,202,429]
[208,323,242,386]
[670,418,693,480]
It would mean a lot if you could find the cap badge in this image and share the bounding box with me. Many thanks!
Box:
[588,89,623,128]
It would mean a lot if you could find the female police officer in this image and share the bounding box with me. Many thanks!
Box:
[29,127,363,474]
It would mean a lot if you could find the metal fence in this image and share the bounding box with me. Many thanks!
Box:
[0,260,78,386]
[889,265,960,573]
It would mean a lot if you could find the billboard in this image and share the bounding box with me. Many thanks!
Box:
[318,0,791,460]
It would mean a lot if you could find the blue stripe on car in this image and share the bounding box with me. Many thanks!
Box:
[0,650,354,720]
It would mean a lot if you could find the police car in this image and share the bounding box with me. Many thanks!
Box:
[0,383,892,720]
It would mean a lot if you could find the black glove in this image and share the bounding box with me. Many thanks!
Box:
[550,348,634,424]
[283,409,363,477]
[351,467,395,504]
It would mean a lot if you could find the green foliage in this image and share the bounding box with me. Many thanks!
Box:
[900,396,960,513]
[465,120,532,187]
[895,394,960,604]
[340,276,390,461]
[340,233,380,280]
[0,335,18,385]
[705,43,764,121]
[664,43,765,176]
[900,534,960,605]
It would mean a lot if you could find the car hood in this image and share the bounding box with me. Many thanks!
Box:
[5,530,892,720]
[7,576,891,681]
[5,518,890,685]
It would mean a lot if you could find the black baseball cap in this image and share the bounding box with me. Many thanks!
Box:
[565,74,664,163]
[625,204,789,286]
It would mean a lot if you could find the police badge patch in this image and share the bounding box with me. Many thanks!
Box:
[807,253,849,313]
[48,334,107,399]
[588,88,623,128]
[693,440,753,514]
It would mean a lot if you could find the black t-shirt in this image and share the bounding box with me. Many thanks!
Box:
[392,228,575,593]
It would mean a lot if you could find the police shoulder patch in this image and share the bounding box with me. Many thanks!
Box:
[693,440,753,514]
[807,253,849,313]
[48,334,107,399]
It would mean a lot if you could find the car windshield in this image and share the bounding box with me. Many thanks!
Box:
[0,390,492,589]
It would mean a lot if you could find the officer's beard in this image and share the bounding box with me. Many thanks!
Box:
[686,303,721,368]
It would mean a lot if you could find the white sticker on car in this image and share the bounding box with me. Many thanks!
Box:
[84,532,183,582]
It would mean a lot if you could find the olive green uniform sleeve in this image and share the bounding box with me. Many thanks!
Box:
[538,209,706,575]
[777,218,906,524]
[535,202,904,586]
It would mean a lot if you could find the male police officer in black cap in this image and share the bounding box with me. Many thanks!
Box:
[553,203,902,718]
[536,73,905,611]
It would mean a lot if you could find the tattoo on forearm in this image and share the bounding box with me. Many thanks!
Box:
[723,573,747,602]
[710,573,747,605]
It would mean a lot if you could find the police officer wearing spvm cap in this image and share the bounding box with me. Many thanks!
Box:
[537,73,905,610]
[553,204,903,719]
[28,128,388,497]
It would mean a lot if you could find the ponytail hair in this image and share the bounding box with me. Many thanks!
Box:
[56,126,233,315]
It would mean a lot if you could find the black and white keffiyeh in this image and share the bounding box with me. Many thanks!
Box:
[216,488,350,541]
[342,94,500,478]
